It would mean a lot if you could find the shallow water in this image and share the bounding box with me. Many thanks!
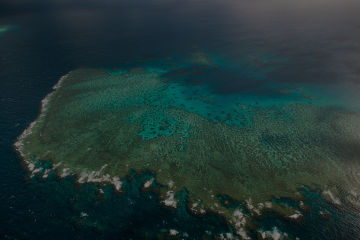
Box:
[1,0,360,239]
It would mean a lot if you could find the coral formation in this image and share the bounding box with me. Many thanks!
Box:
[15,53,360,238]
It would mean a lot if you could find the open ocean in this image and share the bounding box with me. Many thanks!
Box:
[1,0,360,239]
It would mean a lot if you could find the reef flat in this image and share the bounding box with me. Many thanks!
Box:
[15,53,360,238]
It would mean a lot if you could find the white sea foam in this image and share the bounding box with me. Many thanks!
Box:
[76,168,122,192]
[246,199,254,210]
[14,73,70,171]
[232,208,250,239]
[219,232,235,240]
[289,212,303,220]
[84,164,109,183]
[42,169,51,179]
[191,202,199,210]
[322,190,341,205]
[143,178,153,188]
[60,168,71,178]
[28,162,35,172]
[78,172,87,183]
[31,167,43,176]
[53,162,62,169]
[111,176,122,191]
[265,201,272,208]
[80,212,88,218]
[164,190,177,208]
[169,229,179,236]
[259,227,288,240]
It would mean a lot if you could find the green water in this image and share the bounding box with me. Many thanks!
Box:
[16,52,360,238]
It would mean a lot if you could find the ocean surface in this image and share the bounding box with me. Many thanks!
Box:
[1,0,360,239]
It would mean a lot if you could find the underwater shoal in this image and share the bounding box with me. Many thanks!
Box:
[16,53,360,238]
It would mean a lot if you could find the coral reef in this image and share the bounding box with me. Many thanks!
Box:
[15,53,360,238]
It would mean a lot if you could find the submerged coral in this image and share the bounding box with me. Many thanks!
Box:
[15,53,360,238]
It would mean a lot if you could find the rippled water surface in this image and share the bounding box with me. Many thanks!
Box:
[1,0,360,239]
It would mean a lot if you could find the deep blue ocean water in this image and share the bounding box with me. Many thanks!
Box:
[1,0,360,239]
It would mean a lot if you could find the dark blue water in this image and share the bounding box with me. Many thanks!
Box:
[2,0,360,239]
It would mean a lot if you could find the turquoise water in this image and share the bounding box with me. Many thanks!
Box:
[2,0,360,239]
